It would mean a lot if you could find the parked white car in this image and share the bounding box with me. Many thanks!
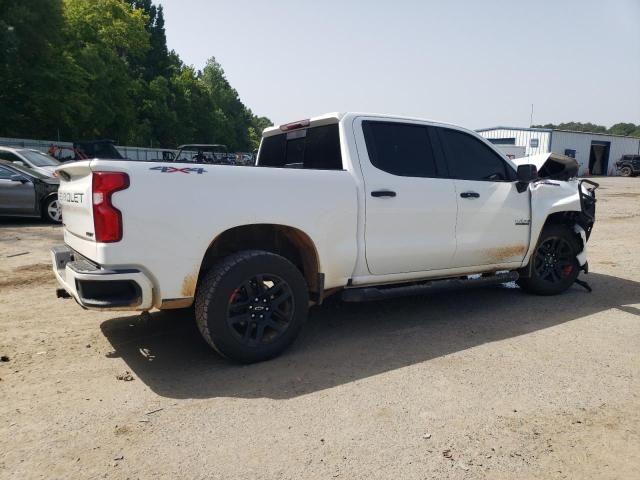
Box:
[51,112,598,363]
[0,146,61,177]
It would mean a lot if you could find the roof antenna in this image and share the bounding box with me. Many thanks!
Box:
[529,104,534,127]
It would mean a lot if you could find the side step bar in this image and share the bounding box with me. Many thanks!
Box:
[341,271,519,303]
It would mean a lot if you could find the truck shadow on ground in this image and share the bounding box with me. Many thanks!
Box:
[100,272,639,400]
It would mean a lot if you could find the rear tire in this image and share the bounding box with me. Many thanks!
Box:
[620,166,632,177]
[517,225,580,296]
[42,195,62,223]
[195,250,309,363]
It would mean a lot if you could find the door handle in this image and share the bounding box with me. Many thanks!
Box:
[460,191,480,199]
[371,190,396,198]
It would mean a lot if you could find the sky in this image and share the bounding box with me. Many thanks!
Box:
[160,0,640,130]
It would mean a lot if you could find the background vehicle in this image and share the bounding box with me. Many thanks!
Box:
[174,144,229,163]
[52,112,597,363]
[49,145,79,163]
[616,154,640,177]
[236,153,254,165]
[50,141,175,162]
[73,140,124,160]
[0,146,60,176]
[0,160,61,222]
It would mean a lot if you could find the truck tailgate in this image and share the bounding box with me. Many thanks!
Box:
[56,161,97,259]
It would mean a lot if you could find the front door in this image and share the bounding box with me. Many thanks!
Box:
[354,118,458,275]
[435,126,530,268]
[0,165,36,215]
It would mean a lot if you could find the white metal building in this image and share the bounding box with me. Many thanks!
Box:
[477,127,640,176]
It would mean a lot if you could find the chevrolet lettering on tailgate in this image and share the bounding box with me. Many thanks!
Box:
[59,192,85,204]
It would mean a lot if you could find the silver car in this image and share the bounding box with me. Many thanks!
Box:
[0,160,61,223]
[0,146,61,177]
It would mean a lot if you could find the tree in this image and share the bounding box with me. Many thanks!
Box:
[0,0,80,139]
[533,121,640,137]
[608,123,638,137]
[248,116,274,150]
[63,0,149,142]
[0,0,272,149]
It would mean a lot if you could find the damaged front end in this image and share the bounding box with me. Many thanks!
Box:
[514,152,579,181]
[574,179,599,272]
[521,153,599,290]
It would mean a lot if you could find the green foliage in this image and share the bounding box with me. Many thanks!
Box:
[0,0,74,137]
[0,0,272,150]
[533,122,640,137]
[608,123,640,137]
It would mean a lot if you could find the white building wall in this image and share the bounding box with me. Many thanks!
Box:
[550,131,640,176]
[477,128,551,156]
[494,145,526,159]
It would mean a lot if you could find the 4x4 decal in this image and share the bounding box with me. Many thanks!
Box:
[150,166,207,174]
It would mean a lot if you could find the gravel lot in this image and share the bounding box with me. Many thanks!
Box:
[1,177,639,480]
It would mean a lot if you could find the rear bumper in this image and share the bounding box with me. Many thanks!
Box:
[51,245,154,311]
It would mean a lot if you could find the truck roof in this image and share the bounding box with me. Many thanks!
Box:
[263,112,476,138]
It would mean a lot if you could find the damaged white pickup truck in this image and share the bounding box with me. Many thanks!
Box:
[52,113,598,362]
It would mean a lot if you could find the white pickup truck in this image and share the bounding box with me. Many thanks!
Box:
[52,112,598,362]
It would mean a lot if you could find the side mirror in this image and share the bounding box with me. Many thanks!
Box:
[10,174,29,184]
[516,164,537,193]
[516,164,538,183]
[13,160,25,167]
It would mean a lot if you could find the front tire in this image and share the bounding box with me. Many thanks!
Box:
[43,196,62,223]
[620,166,632,177]
[195,250,309,363]
[517,225,580,296]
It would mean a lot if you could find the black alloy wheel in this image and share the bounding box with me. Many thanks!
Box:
[226,274,294,346]
[517,225,580,296]
[533,236,575,285]
[195,250,309,363]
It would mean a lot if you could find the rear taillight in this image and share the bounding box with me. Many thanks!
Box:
[92,172,129,242]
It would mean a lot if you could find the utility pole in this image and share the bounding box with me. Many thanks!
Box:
[529,104,534,127]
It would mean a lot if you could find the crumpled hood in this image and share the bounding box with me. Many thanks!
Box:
[513,152,579,180]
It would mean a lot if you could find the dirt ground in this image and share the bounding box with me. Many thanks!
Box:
[1,177,639,480]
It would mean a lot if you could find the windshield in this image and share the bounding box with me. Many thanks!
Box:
[18,150,60,167]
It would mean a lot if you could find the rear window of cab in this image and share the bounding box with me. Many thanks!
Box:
[258,124,343,170]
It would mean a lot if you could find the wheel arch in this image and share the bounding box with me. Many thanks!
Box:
[521,210,584,277]
[197,224,322,302]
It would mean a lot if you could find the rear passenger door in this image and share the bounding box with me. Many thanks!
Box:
[434,127,530,268]
[354,118,458,275]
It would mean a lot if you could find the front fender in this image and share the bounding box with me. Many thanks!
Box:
[523,180,582,266]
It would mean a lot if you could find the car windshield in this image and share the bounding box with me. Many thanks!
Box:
[18,150,60,167]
